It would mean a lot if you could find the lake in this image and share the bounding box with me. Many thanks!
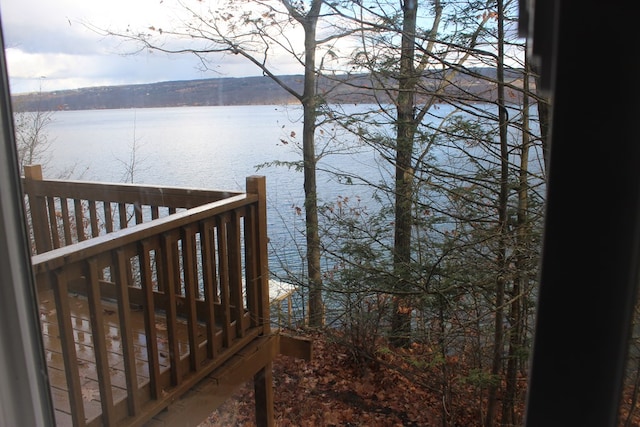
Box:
[40,102,542,325]
[43,104,392,278]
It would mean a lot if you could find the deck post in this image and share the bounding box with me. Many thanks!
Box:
[246,175,270,334]
[23,164,52,254]
[246,175,274,427]
[254,363,275,427]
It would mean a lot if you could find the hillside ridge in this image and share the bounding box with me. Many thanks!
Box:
[11,68,524,112]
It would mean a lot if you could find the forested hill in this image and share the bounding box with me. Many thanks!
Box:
[11,69,527,112]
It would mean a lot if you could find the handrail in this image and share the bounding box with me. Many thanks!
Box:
[22,177,241,207]
[31,193,255,273]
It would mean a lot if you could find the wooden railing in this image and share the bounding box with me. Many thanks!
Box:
[21,165,243,255]
[23,165,274,426]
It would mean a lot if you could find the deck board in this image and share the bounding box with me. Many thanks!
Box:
[39,289,208,426]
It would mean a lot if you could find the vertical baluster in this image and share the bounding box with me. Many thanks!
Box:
[244,203,259,327]
[88,200,99,238]
[113,249,140,417]
[139,240,161,399]
[181,225,200,371]
[118,203,128,230]
[228,209,245,338]
[74,199,86,242]
[46,196,61,249]
[134,202,143,224]
[84,259,115,424]
[103,202,113,234]
[51,269,86,426]
[200,219,217,359]
[60,197,72,246]
[160,233,181,387]
[73,199,87,242]
[217,213,232,348]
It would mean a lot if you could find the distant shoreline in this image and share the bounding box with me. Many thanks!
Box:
[11,69,528,112]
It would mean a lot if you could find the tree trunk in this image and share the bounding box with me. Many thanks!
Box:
[485,0,508,423]
[300,1,324,328]
[391,0,418,348]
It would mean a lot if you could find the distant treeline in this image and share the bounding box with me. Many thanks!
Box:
[11,68,529,112]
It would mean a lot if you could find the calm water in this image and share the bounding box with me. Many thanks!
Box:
[43,103,540,270]
[48,105,306,188]
[42,103,540,323]
[44,104,389,276]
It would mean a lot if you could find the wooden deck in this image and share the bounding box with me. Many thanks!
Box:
[38,285,300,426]
[22,165,286,426]
[39,289,209,426]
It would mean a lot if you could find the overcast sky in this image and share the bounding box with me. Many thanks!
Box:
[0,0,294,94]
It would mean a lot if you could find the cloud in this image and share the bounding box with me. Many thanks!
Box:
[0,0,306,94]
[5,47,216,93]
[0,0,202,91]
[1,0,182,54]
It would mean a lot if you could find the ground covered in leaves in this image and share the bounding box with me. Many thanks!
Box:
[200,331,446,426]
[199,329,640,426]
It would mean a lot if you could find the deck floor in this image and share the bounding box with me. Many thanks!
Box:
[38,289,207,426]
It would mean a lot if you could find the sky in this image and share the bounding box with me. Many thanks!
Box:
[0,0,523,96]
[0,0,296,94]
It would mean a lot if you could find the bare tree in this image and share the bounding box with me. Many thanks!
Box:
[90,0,364,327]
[327,0,501,348]
[320,1,546,423]
[13,101,54,174]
